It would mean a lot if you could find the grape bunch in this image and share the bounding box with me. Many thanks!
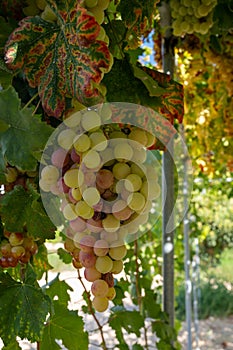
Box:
[170,0,217,36]
[40,104,160,312]
[0,231,38,268]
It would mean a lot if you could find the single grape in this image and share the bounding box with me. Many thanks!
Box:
[145,131,156,148]
[63,168,80,188]
[72,257,83,269]
[82,187,101,207]
[41,4,57,22]
[41,165,60,185]
[95,255,113,273]
[100,230,118,243]
[0,241,12,257]
[114,143,134,161]
[97,0,110,10]
[74,134,91,153]
[91,279,109,297]
[51,148,69,169]
[36,0,47,10]
[92,296,109,312]
[63,111,82,127]
[86,218,103,233]
[75,201,94,219]
[5,167,18,183]
[109,241,127,260]
[112,162,131,180]
[79,235,96,252]
[127,192,146,211]
[63,203,78,221]
[102,214,120,232]
[9,232,24,246]
[84,267,102,282]
[106,287,116,300]
[82,150,101,169]
[89,6,104,24]
[128,127,148,147]
[93,239,109,256]
[89,131,108,151]
[131,147,147,163]
[64,237,76,253]
[112,200,132,221]
[130,163,145,178]
[69,217,86,232]
[81,110,101,131]
[85,0,98,8]
[57,129,76,150]
[102,272,114,287]
[124,173,142,192]
[79,250,97,268]
[111,259,124,274]
[96,169,114,189]
[11,245,26,259]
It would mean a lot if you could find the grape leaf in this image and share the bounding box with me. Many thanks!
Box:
[0,271,51,346]
[2,340,21,350]
[5,0,111,117]
[109,307,144,347]
[33,244,53,280]
[0,185,56,240]
[57,247,72,264]
[40,302,88,350]
[0,87,53,171]
[45,275,73,306]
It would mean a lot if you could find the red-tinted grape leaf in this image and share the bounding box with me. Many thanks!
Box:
[0,271,51,346]
[0,185,56,240]
[0,87,53,171]
[5,0,111,117]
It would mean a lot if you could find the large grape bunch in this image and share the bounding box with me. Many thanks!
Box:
[39,104,161,312]
[170,0,217,36]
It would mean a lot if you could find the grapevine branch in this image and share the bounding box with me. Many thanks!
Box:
[77,269,107,350]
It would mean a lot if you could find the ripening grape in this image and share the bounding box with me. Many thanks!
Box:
[145,131,156,148]
[96,169,114,189]
[63,111,82,127]
[102,214,120,232]
[75,200,94,219]
[86,218,103,233]
[82,150,101,169]
[74,134,91,153]
[63,203,78,221]
[130,163,145,178]
[82,187,101,207]
[63,168,80,188]
[9,232,24,246]
[127,192,146,211]
[124,174,142,192]
[79,250,96,268]
[112,162,131,180]
[89,131,108,151]
[89,6,105,24]
[114,143,134,161]
[111,259,124,274]
[5,167,18,183]
[84,267,102,282]
[81,110,101,131]
[128,128,148,147]
[92,296,109,312]
[109,241,127,260]
[106,287,116,300]
[0,241,11,257]
[91,279,109,297]
[39,178,51,192]
[93,239,109,256]
[131,147,147,163]
[51,148,69,169]
[57,129,76,150]
[41,165,60,185]
[85,0,98,8]
[64,237,76,254]
[112,200,132,221]
[11,246,26,259]
[79,235,96,252]
[95,255,113,273]
[100,230,118,243]
[70,217,86,232]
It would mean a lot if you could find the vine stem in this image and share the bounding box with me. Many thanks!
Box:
[37,342,40,350]
[77,270,107,350]
[22,92,39,110]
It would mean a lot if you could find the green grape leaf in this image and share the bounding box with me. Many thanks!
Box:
[45,275,73,306]
[0,271,51,346]
[0,185,56,240]
[33,244,53,280]
[2,340,21,350]
[0,147,6,183]
[104,20,126,59]
[132,345,144,350]
[5,1,111,117]
[40,301,88,350]
[142,290,161,319]
[0,87,53,171]
[132,64,167,96]
[109,307,144,346]
[57,247,72,264]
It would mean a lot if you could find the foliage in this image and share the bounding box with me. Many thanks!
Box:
[0,0,232,349]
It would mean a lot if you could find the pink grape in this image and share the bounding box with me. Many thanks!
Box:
[93,239,109,256]
[91,279,109,297]
[69,217,86,232]
[96,169,114,189]
[79,250,96,268]
[51,148,69,169]
[86,218,103,233]
[84,267,101,282]
[57,177,69,193]
[70,148,81,163]
[79,235,96,252]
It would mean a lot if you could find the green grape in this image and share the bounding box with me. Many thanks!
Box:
[131,147,147,163]
[125,174,142,192]
[74,134,91,153]
[187,7,194,15]
[63,168,80,188]
[197,4,212,17]
[75,200,94,219]
[41,165,59,185]
[11,246,26,259]
[89,131,108,151]
[84,267,102,282]
[95,255,113,273]
[106,287,116,300]
[146,165,158,181]
[145,131,156,148]
[180,21,191,33]
[63,111,82,127]
[71,187,82,201]
[89,6,105,24]
[183,0,192,6]
[57,129,76,150]
[97,0,110,10]
[85,0,98,8]
[41,4,57,22]
[100,230,118,243]
[82,150,101,169]
[112,162,131,180]
[102,214,120,232]
[81,110,101,131]
[179,6,187,16]
[101,147,115,166]
[114,143,134,161]
[127,192,146,211]
[109,241,127,260]
[92,296,109,312]
[91,279,109,297]
[94,239,109,256]
[109,131,127,146]
[128,127,148,147]
[130,163,145,178]
[111,259,124,274]
[96,26,106,41]
[82,187,100,207]
[73,232,87,248]
[63,203,78,220]
[99,103,112,122]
